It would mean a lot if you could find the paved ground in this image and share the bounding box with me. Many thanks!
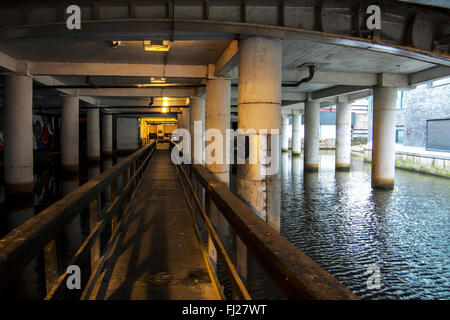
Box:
[88,147,218,300]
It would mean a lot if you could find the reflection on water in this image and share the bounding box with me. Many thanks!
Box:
[280,152,450,300]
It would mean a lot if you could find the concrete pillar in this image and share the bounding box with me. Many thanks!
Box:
[237,36,282,279]
[237,36,281,223]
[292,112,302,156]
[372,87,397,189]
[87,108,100,162]
[205,78,231,184]
[189,97,205,164]
[180,107,190,131]
[3,75,33,195]
[335,101,352,171]
[102,114,113,156]
[61,96,79,172]
[304,100,320,172]
[281,115,289,152]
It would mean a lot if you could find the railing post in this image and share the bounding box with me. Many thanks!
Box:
[89,196,101,272]
[233,235,248,299]
[111,178,118,232]
[122,168,129,211]
[43,239,59,295]
[205,193,218,270]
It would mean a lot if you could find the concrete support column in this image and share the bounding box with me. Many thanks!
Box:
[180,107,190,131]
[3,75,33,195]
[61,96,79,172]
[189,97,205,164]
[372,87,397,189]
[304,100,320,172]
[102,114,113,156]
[335,101,352,171]
[281,115,289,152]
[87,108,100,162]
[236,36,282,280]
[205,78,231,184]
[292,112,302,156]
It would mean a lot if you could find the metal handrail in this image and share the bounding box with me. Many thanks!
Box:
[0,141,157,299]
[169,141,358,300]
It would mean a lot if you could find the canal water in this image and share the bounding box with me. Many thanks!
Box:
[275,152,450,300]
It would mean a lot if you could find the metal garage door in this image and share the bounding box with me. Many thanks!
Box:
[426,119,450,151]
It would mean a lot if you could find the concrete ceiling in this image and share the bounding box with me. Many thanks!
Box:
[0,40,232,65]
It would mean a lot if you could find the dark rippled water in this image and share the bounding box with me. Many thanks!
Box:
[278,152,450,300]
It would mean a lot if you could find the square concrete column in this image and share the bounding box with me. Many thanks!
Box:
[87,108,100,162]
[189,97,205,164]
[205,78,231,184]
[335,101,352,171]
[61,96,79,173]
[372,87,397,189]
[304,100,320,172]
[3,75,33,195]
[181,107,190,131]
[102,114,113,156]
[281,114,289,152]
[292,112,302,156]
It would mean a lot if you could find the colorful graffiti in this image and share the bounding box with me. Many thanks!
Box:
[33,115,57,150]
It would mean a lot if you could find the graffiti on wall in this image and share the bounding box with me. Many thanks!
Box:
[33,115,57,150]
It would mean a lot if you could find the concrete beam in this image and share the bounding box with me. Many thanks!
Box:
[311,85,368,101]
[77,88,196,97]
[215,40,239,77]
[0,50,17,72]
[378,73,409,88]
[409,66,450,86]
[33,76,98,106]
[29,62,208,78]
[283,69,378,86]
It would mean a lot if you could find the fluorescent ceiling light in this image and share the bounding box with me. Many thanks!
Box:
[143,40,172,52]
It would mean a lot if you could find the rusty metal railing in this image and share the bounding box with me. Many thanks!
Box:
[169,140,358,300]
[0,141,156,299]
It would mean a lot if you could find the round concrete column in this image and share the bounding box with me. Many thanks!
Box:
[189,97,205,164]
[237,36,282,281]
[335,101,352,171]
[304,100,320,172]
[87,108,100,162]
[206,78,231,184]
[3,75,33,195]
[102,114,113,156]
[237,36,282,225]
[372,87,397,189]
[61,96,79,172]
[281,115,289,152]
[292,112,302,156]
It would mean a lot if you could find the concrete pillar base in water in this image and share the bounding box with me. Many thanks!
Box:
[335,101,352,172]
[304,100,320,172]
[102,114,113,156]
[61,96,79,173]
[4,75,33,196]
[281,114,289,152]
[292,112,302,156]
[371,87,397,190]
[87,108,101,162]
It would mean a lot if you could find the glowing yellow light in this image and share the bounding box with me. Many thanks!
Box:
[162,100,169,107]
[161,107,168,113]
[151,77,166,83]
[143,40,172,52]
